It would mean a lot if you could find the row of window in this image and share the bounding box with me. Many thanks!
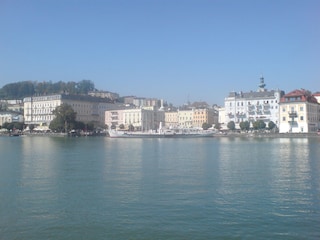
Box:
[283,116,304,121]
[229,100,278,107]
[282,106,304,112]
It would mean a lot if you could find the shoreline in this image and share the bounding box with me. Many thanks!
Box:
[1,131,319,138]
[215,132,320,138]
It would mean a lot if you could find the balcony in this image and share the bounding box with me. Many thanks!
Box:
[236,113,246,119]
[263,105,270,110]
[228,113,234,118]
[288,112,298,118]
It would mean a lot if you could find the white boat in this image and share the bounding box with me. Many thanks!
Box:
[108,129,175,138]
[108,124,215,138]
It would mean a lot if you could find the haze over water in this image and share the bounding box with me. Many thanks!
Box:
[1,136,320,239]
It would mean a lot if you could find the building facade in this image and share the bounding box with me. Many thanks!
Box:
[164,111,179,128]
[0,111,24,127]
[193,108,215,128]
[24,94,119,127]
[279,89,320,133]
[88,90,119,100]
[224,77,284,128]
[105,107,161,131]
[177,109,194,128]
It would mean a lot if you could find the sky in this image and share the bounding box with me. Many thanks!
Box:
[1,0,319,106]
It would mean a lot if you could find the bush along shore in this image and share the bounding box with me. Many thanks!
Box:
[216,131,320,138]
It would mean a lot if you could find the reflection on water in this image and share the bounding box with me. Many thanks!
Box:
[0,136,319,239]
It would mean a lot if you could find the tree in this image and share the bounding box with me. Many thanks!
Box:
[86,121,95,131]
[49,103,77,132]
[76,80,95,94]
[239,121,250,131]
[1,81,35,99]
[227,121,235,131]
[252,120,266,130]
[2,122,24,131]
[29,124,35,132]
[202,122,212,130]
[119,124,125,130]
[214,122,221,130]
[128,124,134,131]
[268,121,276,130]
[74,121,85,131]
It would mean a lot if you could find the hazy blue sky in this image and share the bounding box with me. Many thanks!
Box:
[1,0,319,106]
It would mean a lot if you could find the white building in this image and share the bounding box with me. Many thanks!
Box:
[88,90,119,100]
[105,107,163,131]
[178,109,194,128]
[0,111,24,127]
[279,89,320,133]
[224,77,284,128]
[24,94,120,127]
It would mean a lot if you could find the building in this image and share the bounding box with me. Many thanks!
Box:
[279,89,320,133]
[88,90,119,100]
[177,109,193,128]
[105,107,161,131]
[105,109,125,129]
[0,111,24,127]
[224,76,284,128]
[23,94,120,127]
[122,96,161,108]
[0,100,23,112]
[193,108,215,128]
[164,111,179,128]
[313,92,320,103]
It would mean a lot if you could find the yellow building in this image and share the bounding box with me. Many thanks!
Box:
[164,111,178,128]
[178,109,193,128]
[193,108,215,128]
[279,89,320,133]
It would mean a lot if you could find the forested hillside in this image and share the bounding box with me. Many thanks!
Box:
[0,80,95,99]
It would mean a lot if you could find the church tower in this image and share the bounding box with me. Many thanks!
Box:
[258,75,266,92]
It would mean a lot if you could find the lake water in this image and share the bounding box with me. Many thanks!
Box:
[1,136,320,239]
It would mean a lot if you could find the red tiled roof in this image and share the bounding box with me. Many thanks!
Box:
[280,89,318,104]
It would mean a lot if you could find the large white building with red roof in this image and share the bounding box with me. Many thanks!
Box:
[279,89,320,133]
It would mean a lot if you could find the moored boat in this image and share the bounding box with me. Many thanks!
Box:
[108,128,215,138]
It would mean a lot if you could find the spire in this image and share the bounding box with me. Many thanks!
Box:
[258,74,266,92]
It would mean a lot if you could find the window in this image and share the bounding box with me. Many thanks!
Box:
[300,116,304,121]
[300,106,304,111]
[282,117,286,121]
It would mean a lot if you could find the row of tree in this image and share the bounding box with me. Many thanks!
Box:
[227,120,276,131]
[0,80,95,99]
